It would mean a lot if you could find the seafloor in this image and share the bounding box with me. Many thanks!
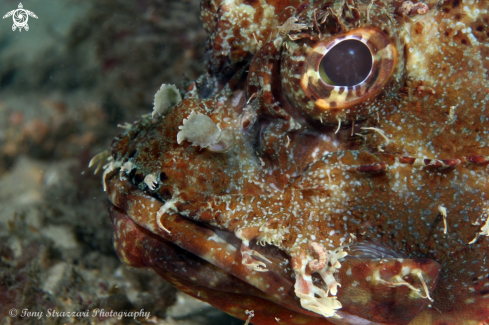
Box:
[0,1,244,324]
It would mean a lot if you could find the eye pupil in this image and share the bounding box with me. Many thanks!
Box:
[321,40,373,87]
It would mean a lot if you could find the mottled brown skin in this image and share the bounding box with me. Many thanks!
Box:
[100,0,489,324]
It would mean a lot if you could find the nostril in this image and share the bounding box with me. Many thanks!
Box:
[160,172,168,182]
[134,172,144,185]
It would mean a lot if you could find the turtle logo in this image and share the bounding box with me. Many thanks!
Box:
[2,3,38,32]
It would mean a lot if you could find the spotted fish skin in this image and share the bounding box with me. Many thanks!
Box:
[100,1,489,324]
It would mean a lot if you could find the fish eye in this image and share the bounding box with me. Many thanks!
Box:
[320,40,373,87]
[281,27,404,125]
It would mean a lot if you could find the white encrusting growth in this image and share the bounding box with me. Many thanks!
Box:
[335,117,341,134]
[244,310,254,325]
[470,202,489,244]
[102,160,122,192]
[177,111,221,145]
[144,174,158,191]
[177,111,234,152]
[257,225,289,248]
[361,127,390,143]
[119,160,134,180]
[117,122,133,130]
[156,198,179,234]
[412,269,434,302]
[373,266,434,302]
[294,243,347,319]
[480,218,489,238]
[399,1,429,16]
[448,106,456,121]
[236,228,271,272]
[277,17,307,37]
[372,267,419,293]
[251,250,272,272]
[89,150,111,175]
[438,205,448,234]
[89,151,127,192]
[152,84,182,118]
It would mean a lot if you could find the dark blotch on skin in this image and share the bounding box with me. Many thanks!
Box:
[134,173,144,185]
[322,40,373,86]
[159,188,172,200]
[243,0,259,6]
[415,22,424,34]
[160,172,168,182]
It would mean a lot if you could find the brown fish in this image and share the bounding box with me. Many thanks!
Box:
[92,1,489,324]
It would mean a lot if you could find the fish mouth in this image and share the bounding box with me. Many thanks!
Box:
[106,174,301,305]
[106,172,442,325]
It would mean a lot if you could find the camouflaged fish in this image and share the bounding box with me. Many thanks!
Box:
[91,1,489,324]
